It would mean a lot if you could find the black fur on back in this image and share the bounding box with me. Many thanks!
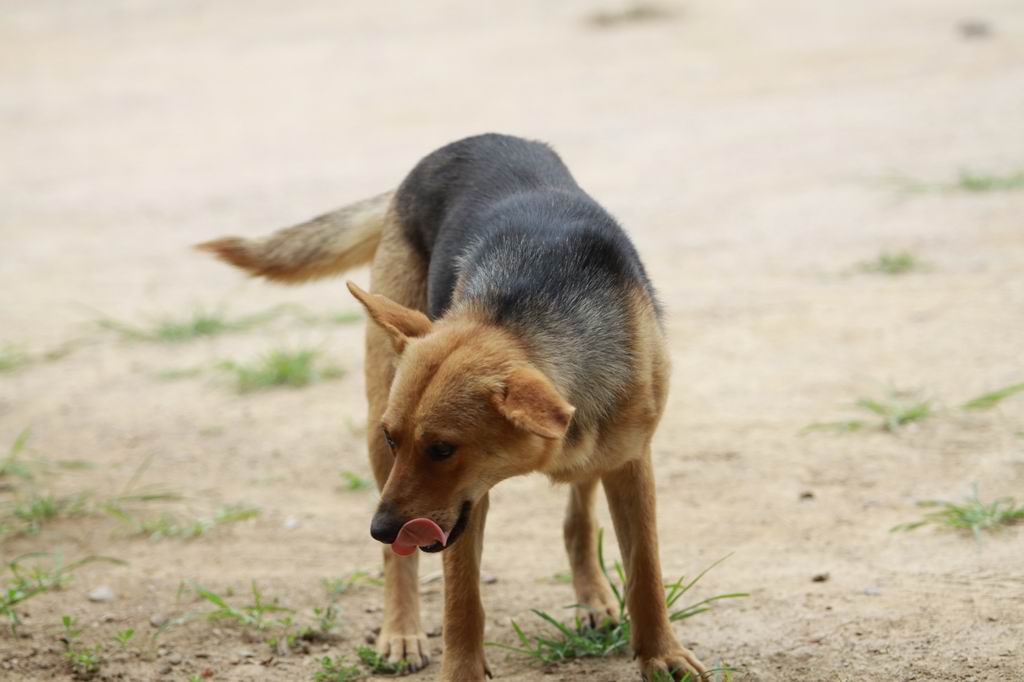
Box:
[394,133,660,431]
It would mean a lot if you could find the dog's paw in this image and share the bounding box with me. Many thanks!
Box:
[639,645,708,681]
[378,630,430,672]
[575,579,621,628]
[581,597,620,629]
[440,653,491,681]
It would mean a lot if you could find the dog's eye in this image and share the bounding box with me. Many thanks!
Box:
[425,442,456,461]
[382,428,396,451]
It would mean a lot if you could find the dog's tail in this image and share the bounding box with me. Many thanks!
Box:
[195,191,393,283]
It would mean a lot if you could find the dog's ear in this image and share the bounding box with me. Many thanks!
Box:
[492,367,575,440]
[346,282,432,353]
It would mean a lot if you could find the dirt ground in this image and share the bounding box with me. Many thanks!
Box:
[2,1,1023,680]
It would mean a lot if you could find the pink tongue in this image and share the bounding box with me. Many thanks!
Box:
[392,518,448,556]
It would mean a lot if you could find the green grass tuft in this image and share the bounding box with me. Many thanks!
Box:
[0,428,33,481]
[112,628,135,647]
[0,345,30,373]
[321,572,381,600]
[356,644,411,675]
[12,493,90,534]
[859,251,920,276]
[953,169,1024,193]
[193,581,292,630]
[314,655,363,682]
[97,304,362,344]
[220,349,343,392]
[961,382,1024,411]
[97,305,294,343]
[61,615,104,679]
[884,168,1024,194]
[309,635,413,679]
[1,554,124,635]
[892,486,1024,539]
[804,391,931,434]
[854,395,932,431]
[105,503,259,540]
[339,471,371,492]
[549,571,572,584]
[65,644,103,679]
[487,530,744,672]
[0,432,185,538]
[151,310,239,341]
[327,311,364,326]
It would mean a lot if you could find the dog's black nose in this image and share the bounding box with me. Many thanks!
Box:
[370,503,405,544]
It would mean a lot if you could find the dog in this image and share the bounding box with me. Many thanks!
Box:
[198,133,707,681]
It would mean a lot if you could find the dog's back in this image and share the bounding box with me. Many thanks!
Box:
[395,134,661,434]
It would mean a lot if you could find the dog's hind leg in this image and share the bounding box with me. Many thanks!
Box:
[564,477,620,627]
[364,208,431,671]
[603,453,707,681]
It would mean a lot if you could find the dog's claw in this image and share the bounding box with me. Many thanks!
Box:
[585,603,620,630]
[639,645,708,681]
[575,579,620,629]
[379,632,430,672]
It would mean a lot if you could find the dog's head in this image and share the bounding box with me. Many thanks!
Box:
[347,282,574,553]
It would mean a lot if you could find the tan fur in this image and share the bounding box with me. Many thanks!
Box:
[363,208,432,670]
[564,477,619,626]
[196,192,392,283]
[491,367,575,440]
[441,493,490,682]
[199,194,706,681]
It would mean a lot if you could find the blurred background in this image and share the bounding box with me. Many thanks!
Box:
[1,2,1022,680]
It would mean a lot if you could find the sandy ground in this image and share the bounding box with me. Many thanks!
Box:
[2,1,1023,680]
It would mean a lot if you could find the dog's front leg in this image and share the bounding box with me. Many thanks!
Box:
[441,493,491,682]
[378,550,428,669]
[603,455,707,681]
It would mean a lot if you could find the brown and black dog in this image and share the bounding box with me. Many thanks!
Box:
[198,134,707,681]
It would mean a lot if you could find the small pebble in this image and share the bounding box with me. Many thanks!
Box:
[283,516,300,530]
[238,649,255,659]
[812,573,830,583]
[168,652,182,665]
[482,574,498,585]
[87,586,115,603]
[799,491,815,500]
[150,613,169,628]
[864,587,881,596]
[158,662,173,675]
